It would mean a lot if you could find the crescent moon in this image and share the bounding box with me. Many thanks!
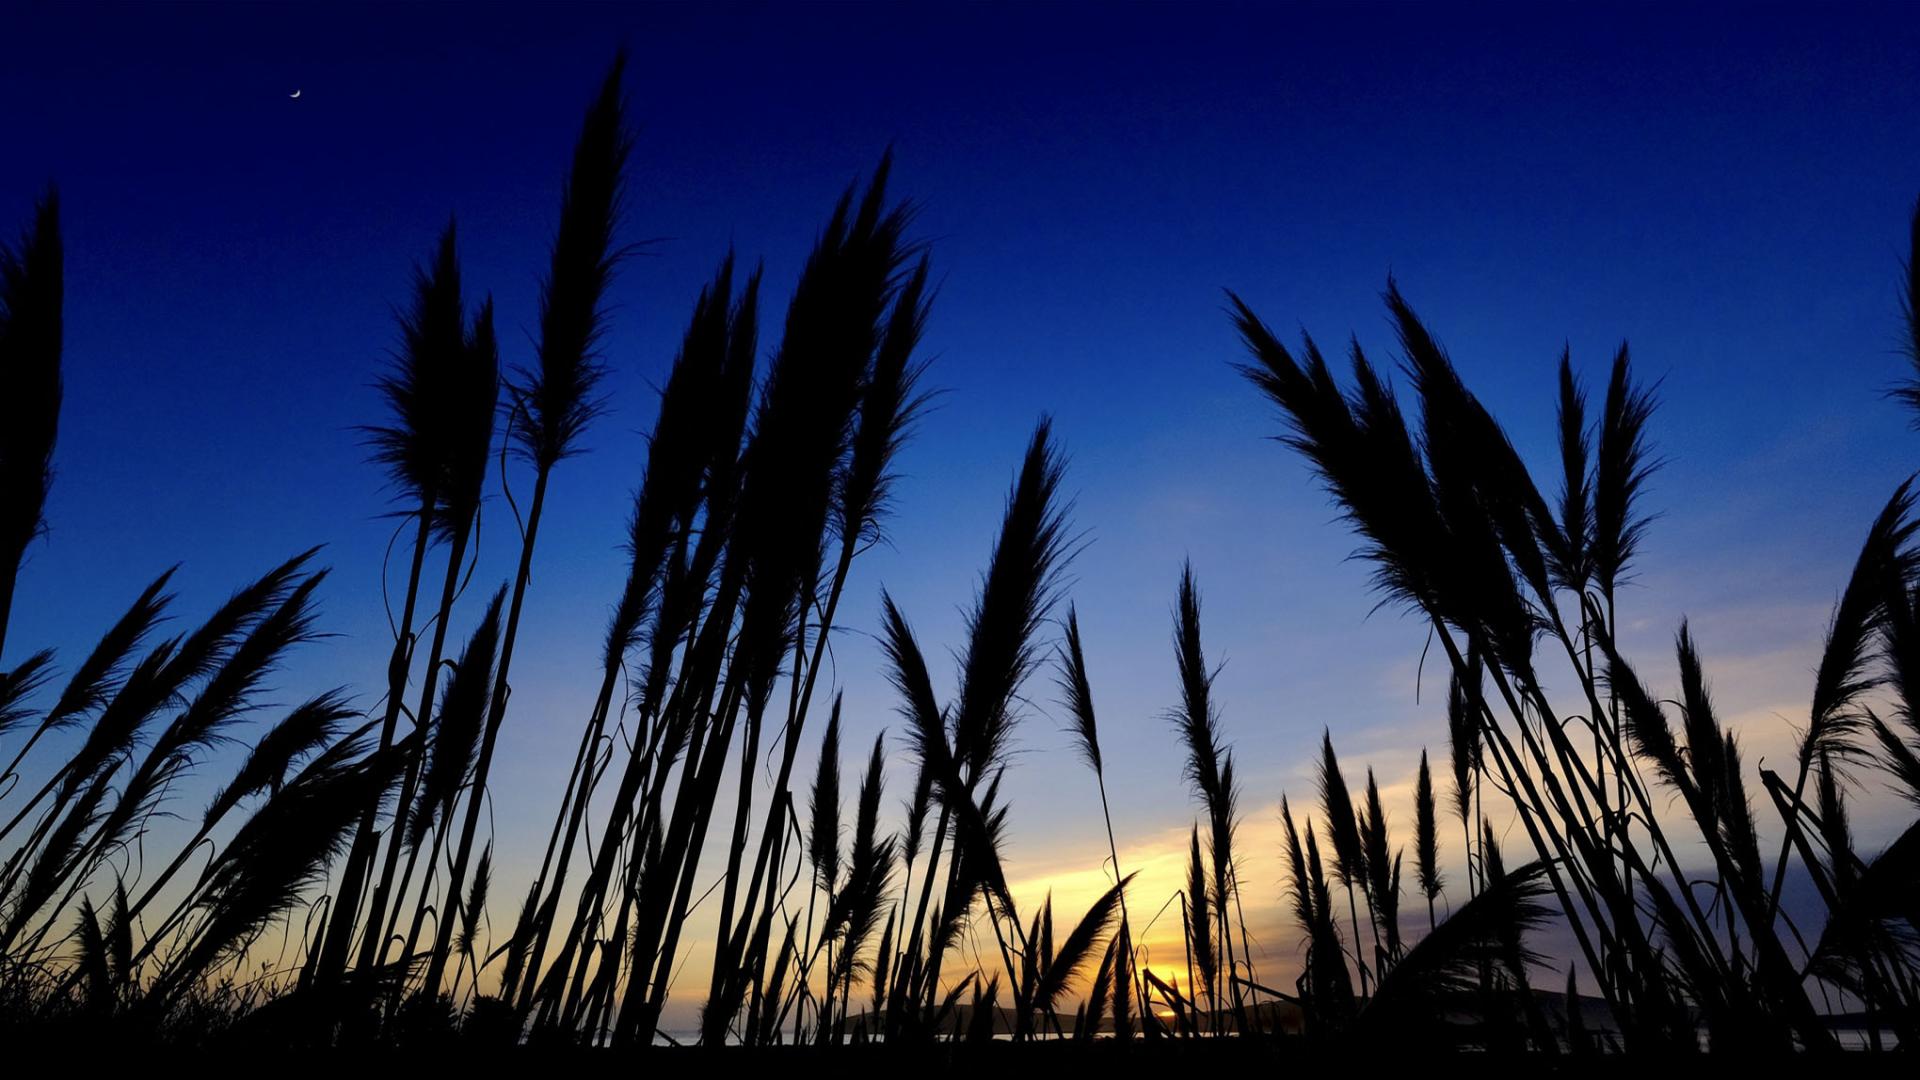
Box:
[290,89,302,99]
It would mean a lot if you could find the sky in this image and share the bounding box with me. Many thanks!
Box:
[5,1,1920,1025]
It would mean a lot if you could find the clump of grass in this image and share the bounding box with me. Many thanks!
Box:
[8,60,1920,1062]
[1236,232,1920,1048]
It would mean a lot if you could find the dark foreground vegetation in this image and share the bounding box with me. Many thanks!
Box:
[2,55,1918,1056]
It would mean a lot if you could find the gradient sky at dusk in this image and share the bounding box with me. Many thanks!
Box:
[6,2,1920,1017]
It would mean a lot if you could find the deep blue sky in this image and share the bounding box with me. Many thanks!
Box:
[6,2,1920,1001]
